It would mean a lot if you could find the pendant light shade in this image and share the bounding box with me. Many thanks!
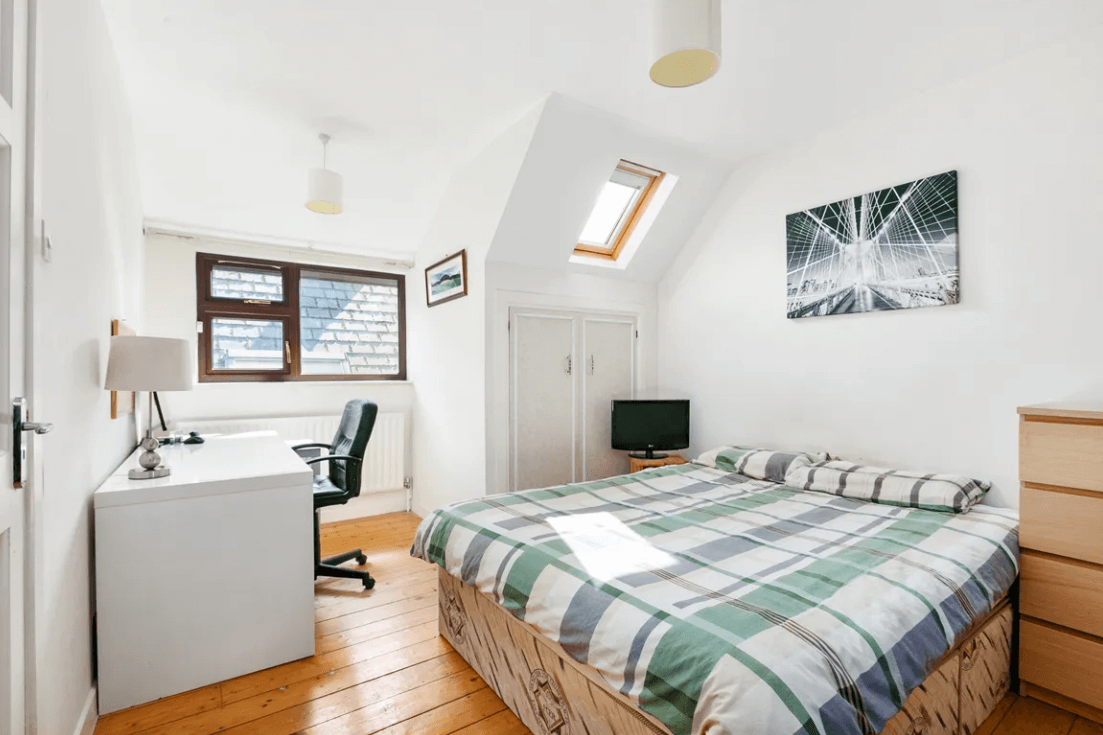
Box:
[306,133,343,215]
[650,0,721,88]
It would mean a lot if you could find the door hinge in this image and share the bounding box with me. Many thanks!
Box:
[635,330,639,338]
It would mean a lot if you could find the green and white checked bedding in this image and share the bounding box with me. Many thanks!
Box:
[410,463,1019,735]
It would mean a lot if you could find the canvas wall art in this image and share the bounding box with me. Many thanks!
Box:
[786,170,958,319]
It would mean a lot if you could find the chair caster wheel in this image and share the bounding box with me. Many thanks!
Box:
[363,577,375,590]
[356,554,367,565]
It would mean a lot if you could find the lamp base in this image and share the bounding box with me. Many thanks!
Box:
[129,466,170,480]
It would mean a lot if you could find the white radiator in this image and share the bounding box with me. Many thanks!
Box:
[174,413,406,494]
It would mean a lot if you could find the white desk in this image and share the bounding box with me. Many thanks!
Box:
[94,434,315,713]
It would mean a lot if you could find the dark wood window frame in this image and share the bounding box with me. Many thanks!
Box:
[196,252,407,382]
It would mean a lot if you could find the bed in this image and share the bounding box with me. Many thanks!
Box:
[411,459,1019,735]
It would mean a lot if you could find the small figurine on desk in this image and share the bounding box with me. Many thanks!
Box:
[183,431,204,445]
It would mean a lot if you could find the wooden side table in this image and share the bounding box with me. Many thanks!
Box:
[629,455,688,473]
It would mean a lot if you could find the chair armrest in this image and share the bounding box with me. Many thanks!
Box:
[302,454,362,467]
[292,442,332,452]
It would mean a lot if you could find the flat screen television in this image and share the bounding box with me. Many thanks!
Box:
[610,399,690,459]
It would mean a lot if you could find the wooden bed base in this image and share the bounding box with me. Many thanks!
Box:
[438,569,1013,735]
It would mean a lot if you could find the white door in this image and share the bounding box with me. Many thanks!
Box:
[509,309,637,491]
[581,318,635,481]
[0,0,31,731]
[510,312,576,492]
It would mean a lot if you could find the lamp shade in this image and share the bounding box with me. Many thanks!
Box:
[650,0,721,88]
[104,336,193,392]
[306,168,343,214]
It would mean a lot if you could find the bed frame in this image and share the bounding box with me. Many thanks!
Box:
[438,569,1013,735]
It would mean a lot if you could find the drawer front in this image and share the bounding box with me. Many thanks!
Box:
[1020,486,1103,565]
[1020,418,1103,493]
[1021,551,1103,639]
[1021,620,1103,711]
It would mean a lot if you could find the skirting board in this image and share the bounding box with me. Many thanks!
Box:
[74,686,98,735]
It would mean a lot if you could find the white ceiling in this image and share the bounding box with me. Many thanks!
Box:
[101,0,1103,259]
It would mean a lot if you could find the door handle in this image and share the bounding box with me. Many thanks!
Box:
[12,397,52,487]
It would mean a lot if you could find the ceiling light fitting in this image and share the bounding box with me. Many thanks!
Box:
[650,0,721,88]
[306,133,343,215]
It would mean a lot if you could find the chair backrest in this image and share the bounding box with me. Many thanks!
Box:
[327,399,378,498]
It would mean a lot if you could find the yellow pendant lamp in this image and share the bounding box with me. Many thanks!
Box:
[649,0,722,88]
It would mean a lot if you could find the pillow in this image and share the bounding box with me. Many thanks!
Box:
[696,446,815,484]
[783,460,990,513]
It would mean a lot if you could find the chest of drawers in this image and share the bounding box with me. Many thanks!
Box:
[1018,403,1103,724]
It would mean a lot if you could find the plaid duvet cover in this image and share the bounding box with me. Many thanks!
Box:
[410,464,1019,735]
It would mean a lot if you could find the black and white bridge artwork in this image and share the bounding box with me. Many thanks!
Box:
[786,171,959,319]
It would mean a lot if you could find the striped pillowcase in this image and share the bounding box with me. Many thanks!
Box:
[696,446,815,484]
[784,460,990,513]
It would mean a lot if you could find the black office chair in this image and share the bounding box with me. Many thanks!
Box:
[293,399,378,590]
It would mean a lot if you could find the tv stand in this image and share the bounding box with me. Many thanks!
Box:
[628,454,688,474]
[628,451,668,460]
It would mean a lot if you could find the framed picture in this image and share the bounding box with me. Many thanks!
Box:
[786,170,958,319]
[425,250,468,307]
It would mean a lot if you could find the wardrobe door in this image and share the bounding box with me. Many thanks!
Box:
[511,313,576,491]
[582,318,635,481]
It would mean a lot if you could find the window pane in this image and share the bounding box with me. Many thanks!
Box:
[579,181,638,246]
[211,318,285,371]
[210,264,285,302]
[299,271,401,376]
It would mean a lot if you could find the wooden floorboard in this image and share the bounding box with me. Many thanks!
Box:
[94,513,533,735]
[96,512,1095,735]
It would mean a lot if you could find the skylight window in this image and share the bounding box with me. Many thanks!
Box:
[575,161,665,261]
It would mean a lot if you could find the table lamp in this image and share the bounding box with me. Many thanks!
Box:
[104,336,193,479]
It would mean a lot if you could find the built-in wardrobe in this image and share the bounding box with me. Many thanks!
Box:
[509,308,637,492]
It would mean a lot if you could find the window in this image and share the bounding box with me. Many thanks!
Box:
[196,253,406,382]
[574,160,665,261]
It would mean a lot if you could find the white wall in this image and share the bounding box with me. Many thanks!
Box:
[143,232,415,518]
[32,1,145,733]
[483,262,657,496]
[408,103,544,517]
[658,26,1103,509]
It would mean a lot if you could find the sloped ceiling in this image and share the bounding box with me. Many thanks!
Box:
[100,0,1103,260]
[486,94,731,282]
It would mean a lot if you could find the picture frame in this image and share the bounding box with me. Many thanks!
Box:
[425,250,468,307]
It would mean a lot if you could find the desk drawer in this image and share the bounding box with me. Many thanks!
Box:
[1021,551,1103,639]
[1020,485,1103,565]
[1021,619,1103,711]
[1020,418,1103,493]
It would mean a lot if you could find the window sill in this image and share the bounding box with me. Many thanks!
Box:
[195,379,414,386]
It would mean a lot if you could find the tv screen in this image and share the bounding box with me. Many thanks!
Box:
[610,400,690,458]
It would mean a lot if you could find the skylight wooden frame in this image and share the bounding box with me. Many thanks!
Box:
[574,160,665,261]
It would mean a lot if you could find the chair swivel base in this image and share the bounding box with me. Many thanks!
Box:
[316,548,375,589]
